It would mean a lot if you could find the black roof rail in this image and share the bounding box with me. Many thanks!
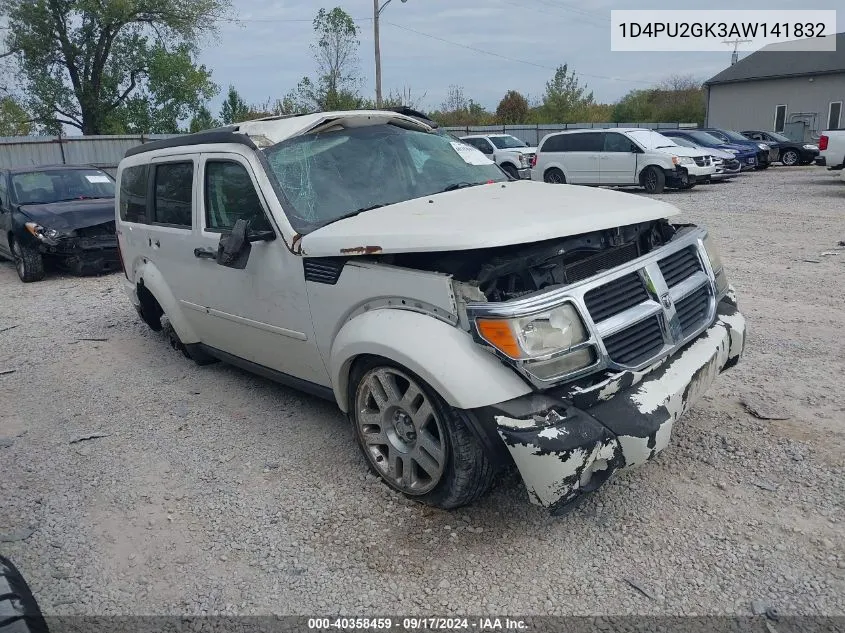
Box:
[123,128,258,158]
[384,106,439,128]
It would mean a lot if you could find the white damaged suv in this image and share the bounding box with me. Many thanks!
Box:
[115,110,746,514]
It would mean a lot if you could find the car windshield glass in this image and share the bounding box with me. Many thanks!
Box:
[11,169,115,205]
[719,130,751,142]
[263,124,506,232]
[628,130,677,149]
[687,131,726,146]
[489,135,527,149]
[670,136,697,148]
[768,132,791,142]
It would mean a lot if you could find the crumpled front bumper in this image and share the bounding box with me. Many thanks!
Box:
[37,235,120,275]
[487,295,746,513]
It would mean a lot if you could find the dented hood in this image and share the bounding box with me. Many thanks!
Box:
[300,181,680,256]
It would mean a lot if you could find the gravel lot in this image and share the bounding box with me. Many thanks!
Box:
[1,166,843,618]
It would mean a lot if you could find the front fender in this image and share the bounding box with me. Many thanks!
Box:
[330,309,532,412]
[135,262,199,344]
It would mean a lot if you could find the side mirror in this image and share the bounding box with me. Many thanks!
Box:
[217,218,252,269]
[630,143,643,154]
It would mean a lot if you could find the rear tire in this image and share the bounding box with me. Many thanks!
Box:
[543,168,566,184]
[641,166,666,194]
[11,240,45,283]
[349,357,494,510]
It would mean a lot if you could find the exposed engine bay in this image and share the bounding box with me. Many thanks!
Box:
[384,219,687,301]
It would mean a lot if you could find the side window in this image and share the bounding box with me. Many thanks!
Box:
[828,102,842,130]
[0,172,7,208]
[153,162,193,227]
[464,138,492,153]
[204,161,272,233]
[568,132,603,152]
[541,134,569,152]
[604,133,633,152]
[119,165,148,223]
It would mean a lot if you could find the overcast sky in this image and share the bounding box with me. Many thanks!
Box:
[198,0,844,114]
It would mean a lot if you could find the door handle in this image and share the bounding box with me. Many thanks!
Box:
[194,247,216,260]
[148,238,160,248]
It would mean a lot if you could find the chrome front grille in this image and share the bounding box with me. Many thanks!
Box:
[583,272,648,322]
[693,156,711,167]
[675,285,710,336]
[467,228,720,386]
[658,246,702,287]
[603,316,664,366]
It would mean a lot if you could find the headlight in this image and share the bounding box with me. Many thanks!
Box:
[24,222,63,242]
[518,154,527,167]
[477,304,588,360]
[671,156,694,166]
[757,143,769,150]
[725,149,738,155]
[803,144,818,150]
[702,234,729,296]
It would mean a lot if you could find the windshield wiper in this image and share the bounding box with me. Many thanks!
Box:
[320,204,387,228]
[440,182,482,193]
[655,145,676,149]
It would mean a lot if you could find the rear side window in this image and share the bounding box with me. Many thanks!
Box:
[204,161,272,232]
[119,165,148,223]
[540,134,568,152]
[153,162,193,227]
[604,133,633,152]
[541,133,604,152]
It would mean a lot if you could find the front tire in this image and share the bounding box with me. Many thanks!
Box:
[349,358,494,510]
[543,168,566,184]
[11,240,45,283]
[641,166,666,194]
[781,149,799,166]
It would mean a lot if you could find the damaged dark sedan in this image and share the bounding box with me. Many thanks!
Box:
[0,165,119,282]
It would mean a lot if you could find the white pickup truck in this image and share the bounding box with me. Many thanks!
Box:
[817,130,845,170]
[460,134,536,180]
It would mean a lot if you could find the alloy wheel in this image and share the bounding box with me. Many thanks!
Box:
[355,367,447,495]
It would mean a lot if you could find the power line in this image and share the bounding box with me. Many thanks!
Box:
[382,20,654,85]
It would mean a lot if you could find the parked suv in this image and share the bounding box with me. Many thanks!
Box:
[0,165,119,282]
[116,110,746,514]
[460,134,536,180]
[531,128,715,193]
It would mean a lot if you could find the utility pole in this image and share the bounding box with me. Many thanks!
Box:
[723,38,752,65]
[374,0,407,108]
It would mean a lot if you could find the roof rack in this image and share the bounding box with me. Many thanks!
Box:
[123,128,258,158]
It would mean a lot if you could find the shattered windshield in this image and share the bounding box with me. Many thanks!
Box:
[12,169,115,205]
[628,130,678,150]
[263,124,506,232]
[489,135,528,149]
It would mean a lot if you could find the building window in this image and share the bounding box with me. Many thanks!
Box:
[773,105,787,133]
[828,102,842,131]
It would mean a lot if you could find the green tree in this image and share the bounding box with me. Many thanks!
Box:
[284,7,362,113]
[612,75,704,124]
[429,85,494,126]
[188,104,220,133]
[0,96,32,135]
[496,90,529,124]
[220,85,251,124]
[2,0,229,134]
[539,64,595,123]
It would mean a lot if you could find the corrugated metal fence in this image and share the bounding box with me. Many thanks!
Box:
[0,134,178,176]
[443,123,700,146]
[0,123,701,172]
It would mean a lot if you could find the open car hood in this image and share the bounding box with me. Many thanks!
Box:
[300,181,680,257]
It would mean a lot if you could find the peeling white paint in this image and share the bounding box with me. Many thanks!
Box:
[719,311,747,359]
[494,414,536,430]
[631,325,729,415]
[617,418,675,467]
[538,427,567,439]
[503,439,589,507]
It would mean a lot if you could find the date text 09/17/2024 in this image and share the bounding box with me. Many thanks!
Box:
[307,617,528,631]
